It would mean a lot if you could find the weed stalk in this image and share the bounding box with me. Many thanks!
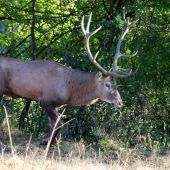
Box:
[3,105,15,163]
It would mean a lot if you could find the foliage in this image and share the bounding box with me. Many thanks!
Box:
[0,0,169,152]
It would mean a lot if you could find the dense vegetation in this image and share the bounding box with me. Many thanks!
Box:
[0,0,169,154]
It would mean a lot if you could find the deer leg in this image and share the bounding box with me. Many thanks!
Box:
[40,105,63,145]
[0,92,3,103]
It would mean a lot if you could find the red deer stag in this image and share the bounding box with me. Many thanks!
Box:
[0,11,138,145]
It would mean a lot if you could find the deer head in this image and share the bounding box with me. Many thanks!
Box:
[81,10,138,108]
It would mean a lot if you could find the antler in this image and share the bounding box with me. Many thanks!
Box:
[81,12,108,75]
[110,9,139,78]
[81,10,139,78]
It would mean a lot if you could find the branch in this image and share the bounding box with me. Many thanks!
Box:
[0,17,15,21]
[36,27,78,57]
[15,11,77,57]
[3,34,31,56]
[102,0,109,15]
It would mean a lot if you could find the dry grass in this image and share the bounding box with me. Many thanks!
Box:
[0,131,170,170]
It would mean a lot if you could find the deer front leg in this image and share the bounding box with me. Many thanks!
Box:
[0,92,3,103]
[40,104,63,145]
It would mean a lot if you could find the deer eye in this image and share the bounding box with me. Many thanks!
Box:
[105,83,111,90]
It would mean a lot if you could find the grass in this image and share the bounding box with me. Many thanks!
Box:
[1,129,170,170]
[0,108,170,170]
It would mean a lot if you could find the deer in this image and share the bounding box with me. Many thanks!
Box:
[0,10,138,145]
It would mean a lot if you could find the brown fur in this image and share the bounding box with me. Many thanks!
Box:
[0,57,123,144]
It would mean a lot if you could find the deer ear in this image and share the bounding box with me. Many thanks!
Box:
[95,71,103,82]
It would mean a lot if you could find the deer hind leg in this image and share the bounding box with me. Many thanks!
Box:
[40,104,63,145]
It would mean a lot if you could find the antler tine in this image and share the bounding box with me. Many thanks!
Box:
[81,13,102,38]
[123,9,128,28]
[81,13,108,75]
[118,67,132,72]
[110,9,139,78]
[121,51,138,58]
[86,12,92,32]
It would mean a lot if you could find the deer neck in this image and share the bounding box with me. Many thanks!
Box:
[67,71,100,106]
